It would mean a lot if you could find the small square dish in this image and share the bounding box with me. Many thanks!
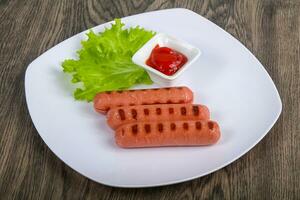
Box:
[132,33,201,85]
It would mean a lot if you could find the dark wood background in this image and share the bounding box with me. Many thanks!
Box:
[0,0,299,199]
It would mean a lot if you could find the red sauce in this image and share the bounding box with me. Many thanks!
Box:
[146,45,187,76]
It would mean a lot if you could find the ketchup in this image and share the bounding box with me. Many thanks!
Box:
[146,45,187,76]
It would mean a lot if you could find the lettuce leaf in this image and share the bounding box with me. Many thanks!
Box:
[62,19,155,101]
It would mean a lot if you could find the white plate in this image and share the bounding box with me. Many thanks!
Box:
[25,8,282,187]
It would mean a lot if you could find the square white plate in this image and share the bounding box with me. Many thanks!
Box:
[25,8,282,187]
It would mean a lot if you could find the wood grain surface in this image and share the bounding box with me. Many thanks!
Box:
[0,0,299,199]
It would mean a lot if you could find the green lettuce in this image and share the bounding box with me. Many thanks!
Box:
[62,19,155,101]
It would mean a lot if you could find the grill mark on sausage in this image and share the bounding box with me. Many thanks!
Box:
[166,100,172,104]
[192,106,199,116]
[144,124,151,133]
[131,109,137,120]
[117,91,123,93]
[106,91,111,94]
[181,107,187,115]
[153,88,159,91]
[129,103,135,106]
[183,122,189,130]
[170,123,176,130]
[195,121,202,130]
[144,108,150,115]
[169,107,174,114]
[208,122,214,130]
[158,123,163,133]
[132,124,138,135]
[118,109,125,120]
[121,129,125,136]
[179,100,185,103]
[154,101,161,104]
[156,108,162,115]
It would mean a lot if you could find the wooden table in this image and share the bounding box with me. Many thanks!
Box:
[0,0,299,199]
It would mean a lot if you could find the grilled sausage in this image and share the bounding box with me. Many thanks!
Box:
[107,104,210,129]
[115,120,221,148]
[94,86,193,114]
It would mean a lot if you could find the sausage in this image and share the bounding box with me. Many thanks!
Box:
[107,104,210,129]
[93,86,193,114]
[115,120,221,148]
